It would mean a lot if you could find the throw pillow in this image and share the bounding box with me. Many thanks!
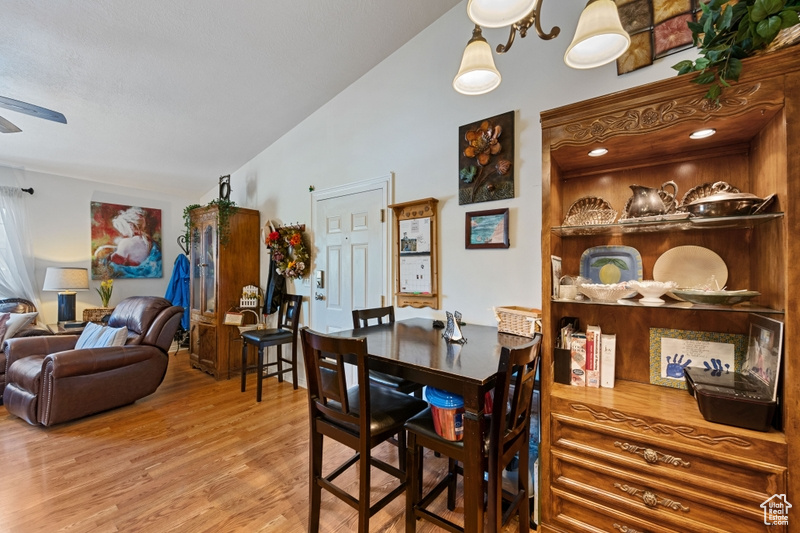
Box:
[75,322,129,349]
[0,312,10,343]
[2,311,38,342]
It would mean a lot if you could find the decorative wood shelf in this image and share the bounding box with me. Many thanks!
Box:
[552,212,783,237]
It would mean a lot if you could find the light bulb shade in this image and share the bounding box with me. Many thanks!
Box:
[467,0,538,28]
[42,267,90,291]
[453,28,501,95]
[564,0,630,69]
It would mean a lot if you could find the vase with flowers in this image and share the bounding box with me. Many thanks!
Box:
[96,279,114,307]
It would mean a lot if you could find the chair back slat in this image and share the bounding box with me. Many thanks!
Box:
[279,294,303,332]
[300,327,369,428]
[352,306,395,329]
[490,334,542,456]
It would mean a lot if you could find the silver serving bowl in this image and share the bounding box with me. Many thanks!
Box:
[685,192,763,217]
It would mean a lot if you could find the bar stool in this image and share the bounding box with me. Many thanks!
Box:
[240,294,302,402]
[300,327,428,533]
[405,334,542,533]
[352,306,423,398]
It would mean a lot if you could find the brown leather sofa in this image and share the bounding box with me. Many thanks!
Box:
[3,296,182,426]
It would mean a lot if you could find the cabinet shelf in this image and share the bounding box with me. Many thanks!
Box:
[552,212,783,237]
[551,297,784,315]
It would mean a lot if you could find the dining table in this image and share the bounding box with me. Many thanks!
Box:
[330,317,536,533]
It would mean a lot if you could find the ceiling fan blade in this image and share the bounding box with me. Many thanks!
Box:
[0,96,67,124]
[0,115,22,133]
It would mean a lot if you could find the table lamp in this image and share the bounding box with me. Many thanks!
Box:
[43,267,89,323]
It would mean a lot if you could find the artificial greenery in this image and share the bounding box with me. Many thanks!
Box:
[673,0,800,101]
[183,198,239,247]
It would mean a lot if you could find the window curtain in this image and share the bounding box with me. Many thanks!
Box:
[0,186,40,308]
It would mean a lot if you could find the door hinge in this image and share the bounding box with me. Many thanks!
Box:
[380,208,385,223]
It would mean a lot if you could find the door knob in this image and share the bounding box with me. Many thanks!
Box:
[314,293,324,301]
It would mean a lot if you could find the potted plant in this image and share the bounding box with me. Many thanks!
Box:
[673,0,800,101]
[183,198,238,247]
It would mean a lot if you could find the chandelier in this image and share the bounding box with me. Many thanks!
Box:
[454,0,631,95]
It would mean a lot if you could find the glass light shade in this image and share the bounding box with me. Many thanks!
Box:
[453,28,501,95]
[564,0,630,69]
[42,267,90,291]
[467,0,538,28]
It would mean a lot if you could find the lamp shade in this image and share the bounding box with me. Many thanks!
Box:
[564,0,630,69]
[42,267,90,291]
[467,0,538,28]
[453,26,502,96]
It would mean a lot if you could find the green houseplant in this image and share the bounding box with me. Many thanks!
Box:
[183,198,239,247]
[673,0,800,101]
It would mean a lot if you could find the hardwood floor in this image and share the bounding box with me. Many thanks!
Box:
[0,350,532,532]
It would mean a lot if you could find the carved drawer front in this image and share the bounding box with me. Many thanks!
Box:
[552,413,786,508]
[551,449,776,532]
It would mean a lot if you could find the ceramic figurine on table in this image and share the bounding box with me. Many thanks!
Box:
[443,311,467,344]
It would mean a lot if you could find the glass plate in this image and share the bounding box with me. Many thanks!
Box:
[653,245,728,289]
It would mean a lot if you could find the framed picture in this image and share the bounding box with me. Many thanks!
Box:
[458,110,515,205]
[465,208,509,249]
[744,314,784,402]
[90,201,163,279]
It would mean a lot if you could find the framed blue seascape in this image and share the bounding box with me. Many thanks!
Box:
[465,208,509,249]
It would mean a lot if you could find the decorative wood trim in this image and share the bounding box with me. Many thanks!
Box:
[613,524,642,533]
[552,84,762,149]
[614,441,691,468]
[570,404,752,448]
[613,483,690,512]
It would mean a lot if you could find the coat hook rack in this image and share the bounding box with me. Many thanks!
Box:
[177,234,189,255]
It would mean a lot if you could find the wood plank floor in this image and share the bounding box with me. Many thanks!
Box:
[0,350,532,532]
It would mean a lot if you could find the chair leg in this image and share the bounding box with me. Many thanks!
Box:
[413,387,423,399]
[358,447,371,533]
[291,342,299,389]
[257,346,264,402]
[309,421,323,533]
[276,345,284,383]
[519,450,531,533]
[405,432,421,533]
[397,429,407,473]
[241,342,248,393]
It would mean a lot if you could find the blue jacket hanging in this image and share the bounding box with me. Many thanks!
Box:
[165,254,190,330]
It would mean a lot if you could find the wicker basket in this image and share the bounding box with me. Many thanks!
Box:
[83,307,114,323]
[493,306,542,338]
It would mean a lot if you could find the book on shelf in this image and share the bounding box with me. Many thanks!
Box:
[601,333,616,388]
[570,333,586,387]
[586,325,601,388]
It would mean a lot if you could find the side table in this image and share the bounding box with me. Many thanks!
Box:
[47,323,86,336]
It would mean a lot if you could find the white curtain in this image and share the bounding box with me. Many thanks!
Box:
[0,186,40,308]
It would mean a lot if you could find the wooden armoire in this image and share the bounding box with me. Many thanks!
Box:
[188,204,260,380]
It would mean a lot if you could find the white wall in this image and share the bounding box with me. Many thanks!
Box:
[218,2,699,327]
[0,165,197,324]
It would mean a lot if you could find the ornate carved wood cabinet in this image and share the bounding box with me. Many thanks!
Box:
[540,49,798,532]
[189,205,260,380]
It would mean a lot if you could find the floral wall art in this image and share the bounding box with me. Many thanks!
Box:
[91,201,163,279]
[615,0,701,75]
[458,110,515,205]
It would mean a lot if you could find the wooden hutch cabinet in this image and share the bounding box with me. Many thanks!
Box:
[188,204,260,380]
[540,49,798,532]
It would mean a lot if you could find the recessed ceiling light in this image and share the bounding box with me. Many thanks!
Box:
[588,148,608,157]
[690,128,716,139]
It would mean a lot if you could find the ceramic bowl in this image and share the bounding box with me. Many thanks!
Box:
[627,280,678,305]
[577,283,636,303]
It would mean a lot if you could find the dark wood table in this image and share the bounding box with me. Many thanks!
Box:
[331,317,535,533]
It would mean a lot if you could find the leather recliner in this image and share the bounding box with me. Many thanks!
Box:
[2,296,182,426]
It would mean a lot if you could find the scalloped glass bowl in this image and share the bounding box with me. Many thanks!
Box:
[578,283,637,303]
[628,280,678,305]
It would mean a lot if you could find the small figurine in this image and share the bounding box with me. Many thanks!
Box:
[443,310,467,344]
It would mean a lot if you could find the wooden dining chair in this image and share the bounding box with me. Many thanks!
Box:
[351,306,423,398]
[300,327,428,533]
[405,333,542,533]
[240,294,302,402]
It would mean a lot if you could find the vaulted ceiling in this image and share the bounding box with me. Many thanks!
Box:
[0,1,461,196]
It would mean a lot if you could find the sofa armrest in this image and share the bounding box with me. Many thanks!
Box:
[4,335,79,372]
[46,345,161,379]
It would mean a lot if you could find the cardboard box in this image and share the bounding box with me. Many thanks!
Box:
[586,325,601,388]
[570,334,586,387]
[601,333,616,388]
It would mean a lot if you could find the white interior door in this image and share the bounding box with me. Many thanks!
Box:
[311,177,390,336]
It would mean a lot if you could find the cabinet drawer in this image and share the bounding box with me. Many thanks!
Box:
[552,413,786,507]
[552,449,779,532]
